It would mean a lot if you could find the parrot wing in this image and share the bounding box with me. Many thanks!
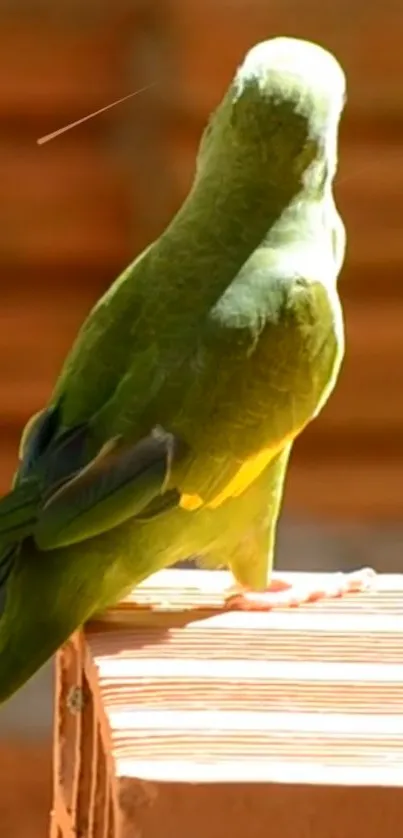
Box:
[171,256,322,508]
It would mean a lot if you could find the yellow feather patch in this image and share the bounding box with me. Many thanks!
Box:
[179,442,289,512]
[180,494,204,511]
[206,447,275,509]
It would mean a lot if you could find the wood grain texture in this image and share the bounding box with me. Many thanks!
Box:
[52,569,403,838]
[1,1,402,519]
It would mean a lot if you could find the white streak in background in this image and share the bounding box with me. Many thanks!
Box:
[36,82,158,145]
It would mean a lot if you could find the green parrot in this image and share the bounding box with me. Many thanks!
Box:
[0,36,373,703]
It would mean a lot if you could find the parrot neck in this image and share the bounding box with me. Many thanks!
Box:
[266,187,337,245]
[145,155,337,316]
[148,165,309,309]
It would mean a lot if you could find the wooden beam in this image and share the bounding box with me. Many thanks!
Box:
[52,569,403,837]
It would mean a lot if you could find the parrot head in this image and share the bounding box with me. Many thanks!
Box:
[196,37,346,193]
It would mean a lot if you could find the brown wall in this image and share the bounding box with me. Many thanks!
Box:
[1,2,403,533]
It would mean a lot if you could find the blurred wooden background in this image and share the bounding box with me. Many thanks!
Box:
[1,0,403,529]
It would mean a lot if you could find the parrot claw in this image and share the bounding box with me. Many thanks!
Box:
[224,567,377,611]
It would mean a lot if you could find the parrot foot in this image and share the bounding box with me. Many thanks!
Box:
[225,567,377,611]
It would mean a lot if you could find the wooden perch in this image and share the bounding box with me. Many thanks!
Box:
[50,570,403,838]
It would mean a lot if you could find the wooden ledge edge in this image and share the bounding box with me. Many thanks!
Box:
[87,568,400,629]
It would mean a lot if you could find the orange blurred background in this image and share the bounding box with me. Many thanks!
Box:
[1,2,403,835]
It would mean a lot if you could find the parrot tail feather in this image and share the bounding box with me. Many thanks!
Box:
[0,545,18,591]
[0,480,40,544]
